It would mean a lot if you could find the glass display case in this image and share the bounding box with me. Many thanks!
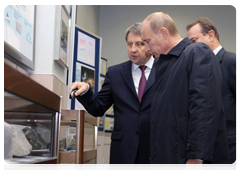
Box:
[58,110,97,164]
[4,63,62,164]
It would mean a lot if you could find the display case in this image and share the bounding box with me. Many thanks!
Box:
[58,110,97,164]
[4,63,62,164]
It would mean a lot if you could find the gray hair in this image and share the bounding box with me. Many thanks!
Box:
[125,22,142,41]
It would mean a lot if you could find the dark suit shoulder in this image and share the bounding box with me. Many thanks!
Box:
[220,49,236,67]
[185,42,211,53]
[107,60,131,72]
[183,42,214,62]
[223,51,236,60]
[218,48,235,60]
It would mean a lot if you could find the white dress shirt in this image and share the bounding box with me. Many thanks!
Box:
[213,46,222,55]
[132,56,154,94]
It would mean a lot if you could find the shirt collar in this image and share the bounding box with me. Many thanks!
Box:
[213,46,222,55]
[132,55,154,71]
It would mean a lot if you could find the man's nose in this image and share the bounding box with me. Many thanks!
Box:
[131,45,137,52]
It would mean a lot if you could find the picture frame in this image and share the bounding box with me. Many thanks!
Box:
[75,63,95,93]
[54,5,70,69]
[4,5,36,71]
[71,26,102,110]
[99,76,105,91]
[100,56,108,76]
[77,31,96,67]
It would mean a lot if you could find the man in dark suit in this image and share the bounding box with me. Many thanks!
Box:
[141,12,229,164]
[69,23,155,164]
[187,17,236,163]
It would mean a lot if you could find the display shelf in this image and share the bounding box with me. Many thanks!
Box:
[4,62,62,164]
[5,156,57,164]
[58,110,97,164]
[59,149,97,163]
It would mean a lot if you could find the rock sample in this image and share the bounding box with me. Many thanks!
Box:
[22,127,47,150]
[66,135,76,150]
[59,138,66,151]
[4,122,12,159]
[11,125,32,157]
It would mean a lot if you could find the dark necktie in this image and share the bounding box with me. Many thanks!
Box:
[138,65,147,102]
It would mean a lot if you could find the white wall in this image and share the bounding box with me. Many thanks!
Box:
[34,5,55,74]
[34,5,68,84]
[99,5,236,67]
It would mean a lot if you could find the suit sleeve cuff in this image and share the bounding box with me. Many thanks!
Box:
[80,83,90,96]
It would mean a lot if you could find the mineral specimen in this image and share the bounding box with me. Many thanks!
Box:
[22,127,48,150]
[11,125,32,157]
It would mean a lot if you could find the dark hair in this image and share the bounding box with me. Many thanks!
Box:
[125,22,142,41]
[186,17,220,41]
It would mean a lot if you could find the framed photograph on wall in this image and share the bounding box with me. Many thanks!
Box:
[4,5,36,70]
[54,5,70,69]
[75,62,95,93]
[99,76,105,91]
[77,31,96,67]
[100,56,107,76]
[71,26,102,110]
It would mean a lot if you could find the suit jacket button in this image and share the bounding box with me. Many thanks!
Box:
[186,141,191,150]
[135,131,139,135]
[193,143,198,148]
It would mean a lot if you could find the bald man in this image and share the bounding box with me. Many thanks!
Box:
[141,12,229,164]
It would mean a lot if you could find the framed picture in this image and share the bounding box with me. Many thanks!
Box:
[100,56,108,76]
[54,5,70,68]
[77,31,96,67]
[99,76,105,91]
[4,5,36,70]
[75,63,95,93]
[71,25,102,110]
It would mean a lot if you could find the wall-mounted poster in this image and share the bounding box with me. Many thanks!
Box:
[71,26,101,110]
[4,5,36,70]
[75,63,95,93]
[77,31,96,66]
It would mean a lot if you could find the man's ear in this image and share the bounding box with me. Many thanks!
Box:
[208,30,215,42]
[160,27,169,40]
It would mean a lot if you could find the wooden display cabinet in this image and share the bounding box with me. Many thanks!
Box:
[4,63,62,164]
[58,110,97,164]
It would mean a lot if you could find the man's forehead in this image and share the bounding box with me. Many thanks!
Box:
[189,23,202,32]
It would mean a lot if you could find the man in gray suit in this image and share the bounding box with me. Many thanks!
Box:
[69,23,155,164]
[187,17,236,163]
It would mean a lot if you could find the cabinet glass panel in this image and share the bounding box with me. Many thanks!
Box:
[59,115,97,151]
[4,91,60,164]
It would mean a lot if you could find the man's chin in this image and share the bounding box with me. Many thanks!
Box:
[150,53,157,58]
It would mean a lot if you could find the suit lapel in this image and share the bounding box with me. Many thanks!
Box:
[120,60,138,97]
[216,48,226,63]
